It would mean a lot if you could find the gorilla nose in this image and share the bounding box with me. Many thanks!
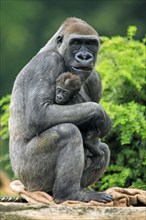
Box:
[57,96,62,101]
[75,52,93,63]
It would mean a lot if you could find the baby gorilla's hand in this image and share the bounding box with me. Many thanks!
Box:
[93,107,112,138]
[89,152,104,172]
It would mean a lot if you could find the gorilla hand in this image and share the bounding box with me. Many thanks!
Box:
[93,104,112,138]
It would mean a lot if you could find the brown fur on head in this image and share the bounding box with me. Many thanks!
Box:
[63,17,98,36]
[39,17,99,54]
[56,72,82,93]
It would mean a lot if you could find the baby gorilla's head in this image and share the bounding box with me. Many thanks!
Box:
[55,72,81,104]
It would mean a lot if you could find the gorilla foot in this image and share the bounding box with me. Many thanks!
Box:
[54,190,112,204]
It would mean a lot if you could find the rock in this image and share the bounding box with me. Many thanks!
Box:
[0,202,146,220]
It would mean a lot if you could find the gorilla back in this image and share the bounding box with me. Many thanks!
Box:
[9,17,112,203]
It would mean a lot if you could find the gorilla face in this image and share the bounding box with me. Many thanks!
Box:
[58,34,100,80]
[55,86,71,104]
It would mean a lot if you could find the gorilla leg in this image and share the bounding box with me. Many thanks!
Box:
[81,143,110,188]
[16,123,84,193]
[53,124,84,201]
[15,124,112,203]
[53,139,112,203]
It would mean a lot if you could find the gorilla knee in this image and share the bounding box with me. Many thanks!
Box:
[58,123,82,142]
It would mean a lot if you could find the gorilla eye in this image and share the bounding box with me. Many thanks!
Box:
[73,40,81,45]
[63,91,68,95]
[56,88,61,93]
[88,40,98,46]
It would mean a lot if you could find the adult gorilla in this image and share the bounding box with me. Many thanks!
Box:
[9,18,112,203]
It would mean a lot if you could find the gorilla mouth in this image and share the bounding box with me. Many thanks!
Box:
[72,66,92,72]
[55,99,64,105]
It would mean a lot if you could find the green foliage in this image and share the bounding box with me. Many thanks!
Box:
[95,26,146,190]
[0,95,11,140]
[101,102,145,145]
[0,26,146,189]
[99,165,131,189]
[127,26,137,40]
[0,95,13,177]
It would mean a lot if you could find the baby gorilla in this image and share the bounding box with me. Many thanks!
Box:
[55,72,104,171]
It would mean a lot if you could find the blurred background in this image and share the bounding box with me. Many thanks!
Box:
[1,0,146,97]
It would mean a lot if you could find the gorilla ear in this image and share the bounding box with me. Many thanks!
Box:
[57,35,63,47]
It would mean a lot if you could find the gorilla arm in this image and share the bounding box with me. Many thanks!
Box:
[29,96,108,136]
[23,51,110,136]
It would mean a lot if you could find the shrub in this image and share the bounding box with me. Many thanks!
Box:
[95,26,146,190]
[0,95,11,140]
[0,95,12,176]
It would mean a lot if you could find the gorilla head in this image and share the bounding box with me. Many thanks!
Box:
[40,18,100,80]
[55,72,81,104]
